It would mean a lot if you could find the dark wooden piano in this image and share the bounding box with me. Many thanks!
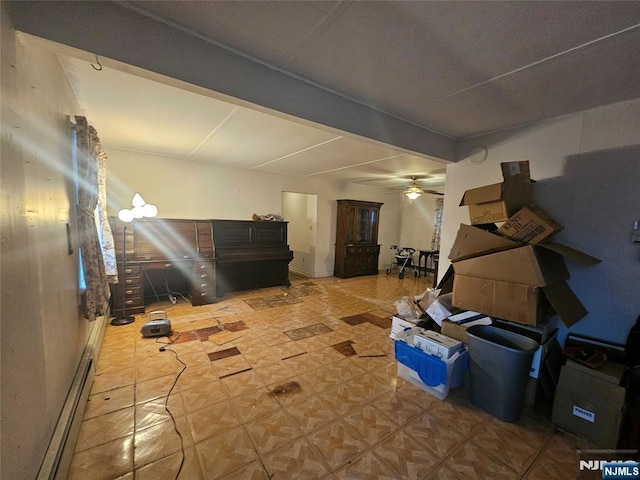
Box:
[212,219,294,297]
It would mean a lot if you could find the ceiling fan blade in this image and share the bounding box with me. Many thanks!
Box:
[424,190,444,196]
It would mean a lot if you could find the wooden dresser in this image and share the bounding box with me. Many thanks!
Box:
[110,218,293,315]
[334,200,383,278]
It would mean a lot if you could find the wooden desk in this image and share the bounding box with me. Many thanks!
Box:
[111,218,216,316]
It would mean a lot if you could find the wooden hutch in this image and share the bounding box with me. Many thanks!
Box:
[334,199,383,278]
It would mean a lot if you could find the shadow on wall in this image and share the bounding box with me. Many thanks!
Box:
[541,145,640,344]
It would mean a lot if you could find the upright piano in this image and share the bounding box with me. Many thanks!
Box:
[212,219,294,297]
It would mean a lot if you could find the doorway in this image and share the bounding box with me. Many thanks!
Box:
[281,192,318,277]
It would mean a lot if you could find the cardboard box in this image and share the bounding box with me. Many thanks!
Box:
[441,312,492,344]
[390,315,418,339]
[448,223,520,262]
[552,359,626,449]
[449,223,602,266]
[459,161,534,225]
[452,245,569,286]
[440,320,470,344]
[529,330,559,378]
[497,205,563,244]
[501,160,531,183]
[460,182,533,225]
[452,275,587,327]
[413,331,463,359]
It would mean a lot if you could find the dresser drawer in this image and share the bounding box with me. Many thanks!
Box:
[122,275,143,287]
[346,245,380,255]
[112,294,144,310]
[120,264,142,276]
[191,261,216,305]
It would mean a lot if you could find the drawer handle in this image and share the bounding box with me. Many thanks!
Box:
[164,263,173,268]
[125,268,133,274]
[125,279,133,284]
[125,289,134,295]
[200,273,209,278]
[200,283,208,288]
[125,300,134,305]
[200,292,208,297]
[199,264,207,269]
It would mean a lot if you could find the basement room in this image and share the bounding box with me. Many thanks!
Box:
[2,2,640,479]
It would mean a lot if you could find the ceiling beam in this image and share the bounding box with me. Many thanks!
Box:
[5,0,456,161]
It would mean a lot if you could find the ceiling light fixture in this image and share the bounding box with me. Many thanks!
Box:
[404,177,424,200]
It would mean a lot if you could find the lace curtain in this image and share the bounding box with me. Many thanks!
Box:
[93,127,118,281]
[430,197,444,252]
[75,116,116,320]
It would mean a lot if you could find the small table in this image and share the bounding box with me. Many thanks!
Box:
[416,250,432,278]
[417,250,440,287]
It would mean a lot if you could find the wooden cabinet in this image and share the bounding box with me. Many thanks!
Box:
[334,200,383,278]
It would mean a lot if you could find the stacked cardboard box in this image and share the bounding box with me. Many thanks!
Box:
[552,359,626,448]
[450,161,600,328]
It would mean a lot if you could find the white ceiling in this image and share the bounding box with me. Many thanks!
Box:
[57,55,448,190]
[9,1,640,192]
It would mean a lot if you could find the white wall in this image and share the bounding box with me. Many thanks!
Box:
[441,100,640,345]
[399,193,442,252]
[282,192,317,277]
[106,148,403,277]
[1,13,89,478]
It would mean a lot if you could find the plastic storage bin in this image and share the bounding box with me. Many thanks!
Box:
[466,325,539,422]
[395,339,468,399]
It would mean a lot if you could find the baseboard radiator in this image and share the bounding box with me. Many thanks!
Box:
[37,312,108,480]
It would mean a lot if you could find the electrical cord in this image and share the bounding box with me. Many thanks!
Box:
[156,333,186,480]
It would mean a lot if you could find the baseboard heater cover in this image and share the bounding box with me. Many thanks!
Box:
[37,310,108,480]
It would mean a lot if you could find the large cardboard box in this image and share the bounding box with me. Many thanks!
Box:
[552,359,626,449]
[497,205,563,244]
[452,245,569,286]
[448,223,520,262]
[452,275,587,327]
[449,223,602,266]
[460,183,533,225]
[459,161,534,225]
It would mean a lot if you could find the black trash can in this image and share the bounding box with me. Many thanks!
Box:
[466,325,539,422]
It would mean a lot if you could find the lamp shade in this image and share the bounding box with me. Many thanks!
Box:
[118,208,134,222]
[131,193,146,208]
[142,203,158,218]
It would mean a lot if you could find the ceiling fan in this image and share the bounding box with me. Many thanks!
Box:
[404,176,444,199]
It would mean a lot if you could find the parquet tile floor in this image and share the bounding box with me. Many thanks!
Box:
[69,272,595,480]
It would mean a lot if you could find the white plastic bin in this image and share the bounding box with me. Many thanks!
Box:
[395,339,468,400]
